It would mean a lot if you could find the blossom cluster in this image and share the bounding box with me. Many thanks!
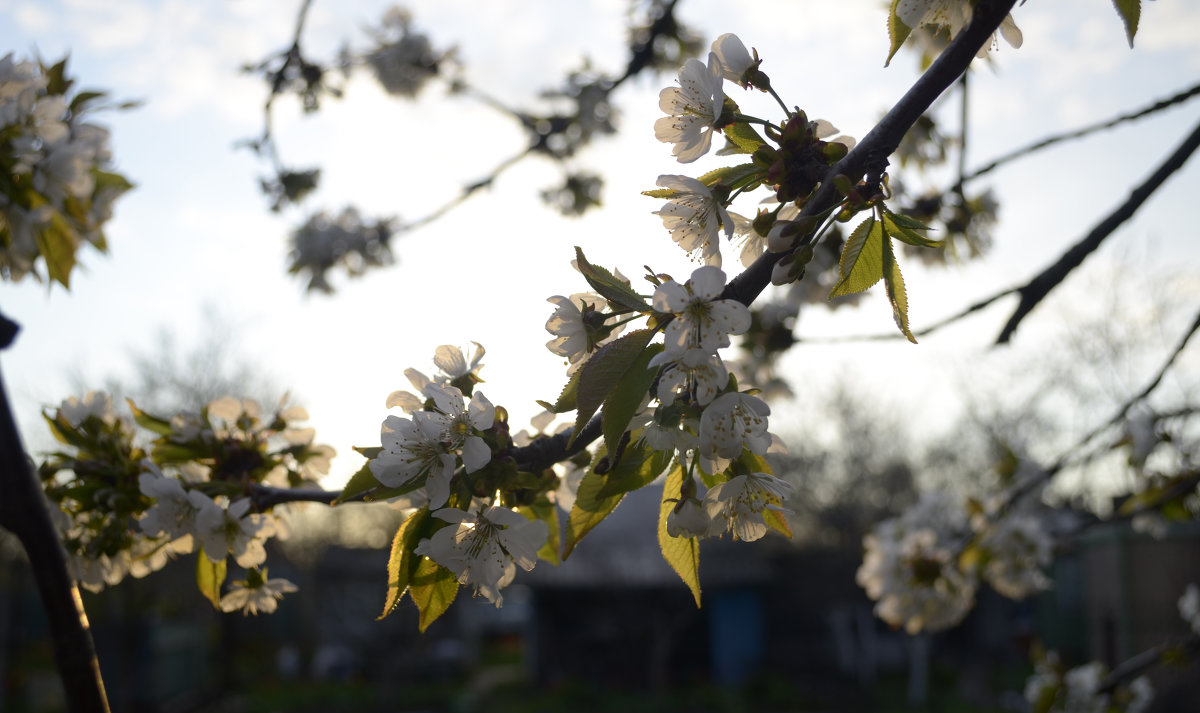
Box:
[1024,651,1153,713]
[855,491,1053,633]
[0,54,130,285]
[41,391,331,613]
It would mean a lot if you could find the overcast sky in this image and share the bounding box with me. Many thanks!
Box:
[2,0,1198,491]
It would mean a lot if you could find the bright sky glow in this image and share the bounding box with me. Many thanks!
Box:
[2,0,1198,493]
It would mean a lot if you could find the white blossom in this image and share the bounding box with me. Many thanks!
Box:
[544,292,607,367]
[416,506,548,606]
[699,391,771,461]
[653,265,750,356]
[1180,584,1200,634]
[193,497,275,569]
[370,414,457,505]
[896,0,1022,58]
[648,348,727,407]
[667,497,712,538]
[653,175,732,267]
[654,53,724,163]
[711,34,755,86]
[219,575,299,616]
[977,513,1052,599]
[420,384,495,473]
[58,391,117,428]
[703,472,793,542]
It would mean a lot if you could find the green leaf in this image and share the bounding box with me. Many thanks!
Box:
[408,557,458,632]
[882,236,917,343]
[1112,0,1141,48]
[642,188,676,199]
[829,216,883,298]
[43,412,90,450]
[601,343,663,455]
[37,213,80,288]
[573,247,653,314]
[196,549,227,609]
[882,209,941,248]
[335,460,382,504]
[657,465,701,606]
[151,442,210,463]
[518,500,561,566]
[696,162,763,192]
[571,328,656,446]
[379,508,429,619]
[762,508,792,539]
[539,363,583,414]
[69,90,107,113]
[563,450,625,560]
[127,400,173,436]
[885,0,913,67]
[92,170,134,195]
[352,445,383,459]
[45,57,72,95]
[722,122,767,155]
[596,440,672,499]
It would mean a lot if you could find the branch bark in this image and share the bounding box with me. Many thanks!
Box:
[0,326,111,713]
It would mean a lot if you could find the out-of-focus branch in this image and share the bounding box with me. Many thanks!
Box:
[0,326,110,713]
[960,79,1200,188]
[995,118,1200,343]
[797,286,1019,344]
[1098,633,1200,696]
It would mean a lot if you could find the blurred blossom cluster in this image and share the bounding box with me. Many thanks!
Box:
[1024,651,1153,713]
[857,490,1053,634]
[41,391,333,612]
[288,207,396,292]
[0,54,131,285]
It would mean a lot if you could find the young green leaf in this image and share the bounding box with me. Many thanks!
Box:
[574,247,652,314]
[601,343,663,455]
[563,450,625,559]
[885,0,914,67]
[126,400,173,436]
[657,465,701,606]
[336,460,383,504]
[37,213,80,288]
[596,440,672,499]
[695,162,763,192]
[1112,0,1141,48]
[882,209,941,248]
[722,122,767,154]
[829,216,883,298]
[882,237,918,343]
[408,557,459,632]
[379,508,430,619]
[571,328,656,446]
[538,362,583,414]
[762,508,792,539]
[196,549,227,609]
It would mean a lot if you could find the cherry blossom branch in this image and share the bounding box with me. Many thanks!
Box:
[512,0,1020,474]
[722,0,1020,309]
[0,352,110,713]
[995,117,1200,343]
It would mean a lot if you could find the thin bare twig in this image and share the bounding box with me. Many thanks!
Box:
[996,118,1200,343]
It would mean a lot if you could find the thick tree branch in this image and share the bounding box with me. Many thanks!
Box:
[0,351,110,712]
[996,118,1200,343]
[511,0,1019,474]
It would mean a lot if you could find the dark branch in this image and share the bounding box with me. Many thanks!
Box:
[995,118,1200,343]
[0,364,111,713]
[961,79,1200,187]
[796,287,1018,344]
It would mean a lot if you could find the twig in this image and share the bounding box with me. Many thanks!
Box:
[796,286,1018,344]
[1098,633,1200,695]
[995,118,1200,343]
[960,79,1200,188]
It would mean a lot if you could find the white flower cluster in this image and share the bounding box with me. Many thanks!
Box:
[363,6,445,98]
[46,392,322,609]
[0,53,125,283]
[896,0,1023,58]
[1024,653,1153,713]
[370,345,549,606]
[856,491,1053,633]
